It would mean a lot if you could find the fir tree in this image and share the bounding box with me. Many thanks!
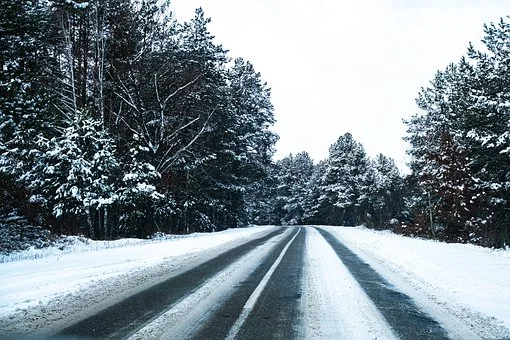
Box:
[309,133,371,225]
[369,154,405,229]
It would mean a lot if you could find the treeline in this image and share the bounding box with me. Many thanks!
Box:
[252,18,510,248]
[249,135,405,233]
[2,1,509,250]
[0,0,277,240]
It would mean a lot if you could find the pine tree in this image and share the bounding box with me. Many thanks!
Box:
[21,112,119,238]
[1,1,280,242]
[0,0,53,231]
[369,154,405,229]
[272,152,314,225]
[117,145,170,238]
[303,160,327,224]
[464,19,510,246]
[309,133,371,225]
[404,17,510,246]
[244,161,280,225]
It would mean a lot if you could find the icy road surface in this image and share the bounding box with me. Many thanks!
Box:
[0,226,509,339]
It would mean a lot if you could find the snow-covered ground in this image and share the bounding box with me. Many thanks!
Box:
[1,225,509,339]
[0,227,278,314]
[323,226,510,339]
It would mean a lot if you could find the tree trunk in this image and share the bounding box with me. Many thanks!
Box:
[86,207,95,239]
[428,191,435,237]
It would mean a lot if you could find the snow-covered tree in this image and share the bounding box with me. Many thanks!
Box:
[368,154,406,229]
[21,112,119,238]
[405,17,510,246]
[271,152,315,225]
[0,1,280,242]
[0,0,54,234]
[307,133,371,225]
[117,145,172,238]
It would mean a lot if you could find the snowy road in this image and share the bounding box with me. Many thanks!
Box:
[1,226,509,339]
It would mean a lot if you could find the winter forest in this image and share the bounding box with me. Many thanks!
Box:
[1,1,510,252]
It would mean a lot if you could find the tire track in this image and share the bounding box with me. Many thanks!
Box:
[188,227,302,340]
[56,228,285,339]
[234,227,305,339]
[316,227,449,340]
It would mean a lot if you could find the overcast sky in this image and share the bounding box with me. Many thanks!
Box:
[170,0,510,169]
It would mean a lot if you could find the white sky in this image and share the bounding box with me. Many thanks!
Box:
[170,0,510,169]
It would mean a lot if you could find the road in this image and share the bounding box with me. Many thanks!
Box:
[49,226,455,339]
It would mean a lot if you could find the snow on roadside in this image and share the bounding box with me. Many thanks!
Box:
[301,228,397,339]
[0,226,277,320]
[1,231,256,263]
[0,235,178,263]
[323,226,510,339]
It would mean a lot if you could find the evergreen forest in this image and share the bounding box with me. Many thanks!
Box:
[1,1,510,251]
